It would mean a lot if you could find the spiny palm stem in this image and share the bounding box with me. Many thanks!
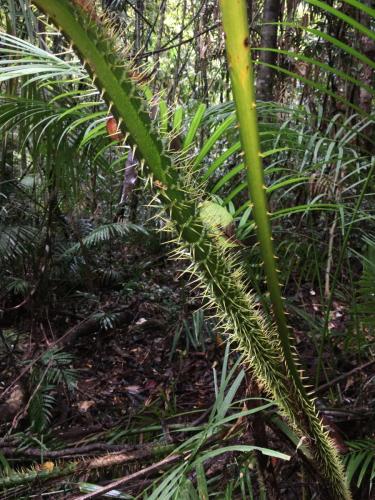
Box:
[30,1,351,498]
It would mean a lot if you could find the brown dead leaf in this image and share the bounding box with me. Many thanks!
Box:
[78,400,95,412]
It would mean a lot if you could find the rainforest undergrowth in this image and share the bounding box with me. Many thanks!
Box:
[5,0,356,497]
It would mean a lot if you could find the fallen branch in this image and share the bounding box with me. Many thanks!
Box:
[56,424,108,441]
[0,443,174,489]
[73,453,183,500]
[0,442,168,459]
[313,359,375,396]
[60,308,133,347]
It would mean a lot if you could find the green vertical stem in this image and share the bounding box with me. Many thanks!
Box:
[219,6,352,498]
[219,0,305,394]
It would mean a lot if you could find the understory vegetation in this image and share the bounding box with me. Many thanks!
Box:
[0,0,374,498]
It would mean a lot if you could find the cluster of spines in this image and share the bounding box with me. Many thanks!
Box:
[157,141,351,499]
[50,0,172,182]
[0,461,77,489]
[182,236,348,497]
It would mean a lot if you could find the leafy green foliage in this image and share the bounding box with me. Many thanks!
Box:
[0,224,38,264]
[344,439,375,492]
[21,1,360,498]
[28,348,77,432]
[356,237,375,329]
[28,385,56,434]
[1,0,374,498]
[78,483,133,499]
[144,346,285,499]
[65,221,148,254]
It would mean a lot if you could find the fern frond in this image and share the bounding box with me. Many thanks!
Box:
[0,225,38,264]
[29,386,56,433]
[356,236,375,328]
[65,222,148,254]
[344,439,375,490]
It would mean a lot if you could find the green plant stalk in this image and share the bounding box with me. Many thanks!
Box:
[30,2,351,498]
[218,0,303,393]
[219,1,351,498]
[0,462,77,489]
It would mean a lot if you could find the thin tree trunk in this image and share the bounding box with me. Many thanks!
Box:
[135,0,144,51]
[256,0,281,102]
[358,0,375,152]
[358,0,375,116]
[153,0,167,73]
[169,0,187,102]
[195,2,210,103]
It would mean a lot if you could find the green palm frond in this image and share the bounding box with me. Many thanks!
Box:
[65,221,148,255]
[28,385,56,433]
[0,328,26,357]
[199,103,371,213]
[355,236,375,328]
[144,346,284,500]
[0,32,85,83]
[344,439,375,491]
[40,348,77,390]
[28,347,78,432]
[1,276,30,297]
[0,224,38,264]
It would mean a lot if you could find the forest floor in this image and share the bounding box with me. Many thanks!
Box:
[1,242,374,499]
